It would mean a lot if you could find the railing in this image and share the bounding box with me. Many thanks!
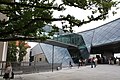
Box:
[0,61,62,76]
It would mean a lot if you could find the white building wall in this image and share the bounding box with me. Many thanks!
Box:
[0,42,8,75]
[0,42,8,61]
[23,48,31,62]
[2,42,8,61]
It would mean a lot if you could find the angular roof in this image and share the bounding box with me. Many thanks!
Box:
[78,18,120,46]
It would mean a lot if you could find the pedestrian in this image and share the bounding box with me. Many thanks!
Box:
[94,57,98,66]
[116,58,119,65]
[69,61,72,68]
[78,59,82,68]
[78,59,81,68]
[91,57,97,68]
[3,62,14,80]
[82,59,86,66]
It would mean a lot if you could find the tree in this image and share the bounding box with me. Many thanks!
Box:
[0,0,119,41]
[17,41,30,62]
[7,41,30,62]
[7,41,18,62]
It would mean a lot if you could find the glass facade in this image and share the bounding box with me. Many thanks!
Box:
[31,18,120,66]
[53,33,83,46]
[79,18,120,47]
[31,43,74,66]
[53,33,90,59]
[78,30,95,53]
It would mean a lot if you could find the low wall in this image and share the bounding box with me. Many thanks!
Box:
[0,61,62,76]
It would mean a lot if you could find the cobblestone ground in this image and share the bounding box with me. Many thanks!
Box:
[1,65,120,80]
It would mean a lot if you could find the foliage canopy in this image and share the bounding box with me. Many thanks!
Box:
[7,41,30,62]
[0,0,119,41]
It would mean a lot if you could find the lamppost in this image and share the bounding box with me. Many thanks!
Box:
[52,45,54,72]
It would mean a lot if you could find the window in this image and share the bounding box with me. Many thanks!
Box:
[39,58,42,61]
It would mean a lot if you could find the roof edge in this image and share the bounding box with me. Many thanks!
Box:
[78,17,120,33]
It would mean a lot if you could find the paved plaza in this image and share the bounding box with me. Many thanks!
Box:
[1,65,120,80]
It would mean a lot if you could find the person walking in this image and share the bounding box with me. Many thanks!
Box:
[91,57,97,68]
[78,59,82,68]
[69,61,73,68]
[3,62,13,80]
[78,59,81,68]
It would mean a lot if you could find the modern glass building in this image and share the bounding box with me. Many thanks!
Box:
[53,33,89,60]
[31,43,74,66]
[31,18,120,66]
[79,18,120,54]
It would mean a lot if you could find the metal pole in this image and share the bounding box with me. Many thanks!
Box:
[90,30,95,54]
[52,45,54,72]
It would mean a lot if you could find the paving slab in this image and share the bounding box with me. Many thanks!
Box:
[1,65,120,80]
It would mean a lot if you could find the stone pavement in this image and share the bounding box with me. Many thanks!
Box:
[1,65,120,80]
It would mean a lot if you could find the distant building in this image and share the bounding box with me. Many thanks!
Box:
[34,53,47,62]
[31,43,74,67]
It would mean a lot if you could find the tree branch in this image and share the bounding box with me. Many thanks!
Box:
[0,17,68,36]
[0,37,44,41]
[0,8,24,14]
[65,0,86,10]
[0,1,62,10]
[66,13,108,27]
